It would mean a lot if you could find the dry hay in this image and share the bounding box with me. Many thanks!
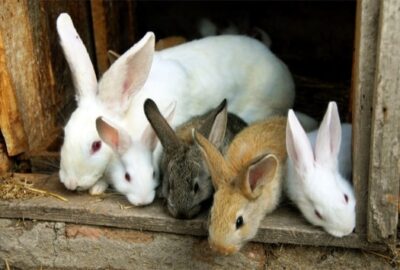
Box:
[0,174,67,201]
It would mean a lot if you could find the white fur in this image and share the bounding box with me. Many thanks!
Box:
[57,13,294,199]
[285,102,355,237]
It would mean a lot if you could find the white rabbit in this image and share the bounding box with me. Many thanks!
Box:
[57,14,156,194]
[57,12,295,195]
[285,101,355,237]
[94,101,174,206]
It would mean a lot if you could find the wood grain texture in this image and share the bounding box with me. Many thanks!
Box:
[90,0,136,75]
[0,1,95,155]
[351,0,380,235]
[0,29,29,156]
[0,174,385,250]
[0,142,12,174]
[367,0,400,244]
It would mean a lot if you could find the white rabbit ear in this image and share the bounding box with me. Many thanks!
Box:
[286,110,315,174]
[141,101,176,151]
[98,32,156,114]
[96,117,131,155]
[315,102,342,167]
[56,13,97,101]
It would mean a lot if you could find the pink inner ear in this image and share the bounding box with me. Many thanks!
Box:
[249,166,264,191]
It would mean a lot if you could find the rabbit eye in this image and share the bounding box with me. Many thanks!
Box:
[236,216,244,230]
[314,210,323,220]
[125,173,131,182]
[193,183,199,193]
[91,141,102,154]
[344,194,349,203]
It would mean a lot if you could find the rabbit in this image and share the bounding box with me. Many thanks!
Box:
[95,101,175,206]
[57,13,294,195]
[285,101,355,237]
[144,98,247,219]
[193,117,287,254]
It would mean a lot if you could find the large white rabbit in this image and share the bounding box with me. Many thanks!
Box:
[285,102,355,237]
[57,13,295,194]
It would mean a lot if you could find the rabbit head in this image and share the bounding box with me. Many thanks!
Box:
[144,99,231,218]
[194,130,281,255]
[96,113,169,206]
[56,13,155,193]
[286,102,355,237]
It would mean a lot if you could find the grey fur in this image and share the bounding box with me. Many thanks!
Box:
[144,99,247,219]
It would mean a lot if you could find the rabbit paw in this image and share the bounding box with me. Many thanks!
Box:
[89,180,108,195]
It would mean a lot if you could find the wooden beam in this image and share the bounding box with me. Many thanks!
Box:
[367,0,400,245]
[0,174,386,251]
[90,0,136,75]
[351,0,380,236]
[0,30,29,156]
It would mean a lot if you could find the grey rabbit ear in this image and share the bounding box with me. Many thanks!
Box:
[198,99,227,148]
[144,99,180,150]
[107,50,120,65]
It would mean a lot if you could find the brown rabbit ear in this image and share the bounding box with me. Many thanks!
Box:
[193,129,231,190]
[144,99,180,151]
[240,154,278,199]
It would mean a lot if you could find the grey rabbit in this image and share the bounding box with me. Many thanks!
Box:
[144,98,247,219]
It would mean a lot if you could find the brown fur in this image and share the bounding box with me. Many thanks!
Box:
[195,117,287,254]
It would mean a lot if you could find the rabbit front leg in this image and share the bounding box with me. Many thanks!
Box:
[89,178,109,195]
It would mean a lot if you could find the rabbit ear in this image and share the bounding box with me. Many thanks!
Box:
[142,101,176,151]
[240,154,278,199]
[107,50,120,65]
[98,32,155,114]
[198,99,228,149]
[315,102,342,168]
[57,13,97,101]
[144,99,180,151]
[96,117,131,155]
[193,129,232,190]
[286,109,315,174]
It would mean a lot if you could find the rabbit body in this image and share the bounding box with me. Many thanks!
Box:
[194,117,287,254]
[144,99,247,218]
[285,102,355,237]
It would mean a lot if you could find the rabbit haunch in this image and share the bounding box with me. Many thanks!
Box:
[56,13,294,194]
[194,117,287,254]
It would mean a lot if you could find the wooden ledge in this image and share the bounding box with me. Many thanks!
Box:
[0,174,386,251]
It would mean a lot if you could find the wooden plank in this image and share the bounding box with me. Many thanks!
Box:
[351,0,380,236]
[0,174,385,251]
[367,0,400,244]
[0,30,29,156]
[0,1,95,156]
[90,0,136,75]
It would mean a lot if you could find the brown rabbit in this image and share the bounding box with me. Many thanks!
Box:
[193,117,287,255]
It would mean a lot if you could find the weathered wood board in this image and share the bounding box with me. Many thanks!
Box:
[0,1,95,156]
[0,174,385,251]
[0,29,28,156]
[351,0,380,236]
[367,0,400,244]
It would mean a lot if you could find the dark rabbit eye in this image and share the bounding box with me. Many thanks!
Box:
[344,194,349,203]
[314,210,323,220]
[193,183,199,193]
[91,141,102,154]
[236,216,244,229]
[125,173,131,182]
